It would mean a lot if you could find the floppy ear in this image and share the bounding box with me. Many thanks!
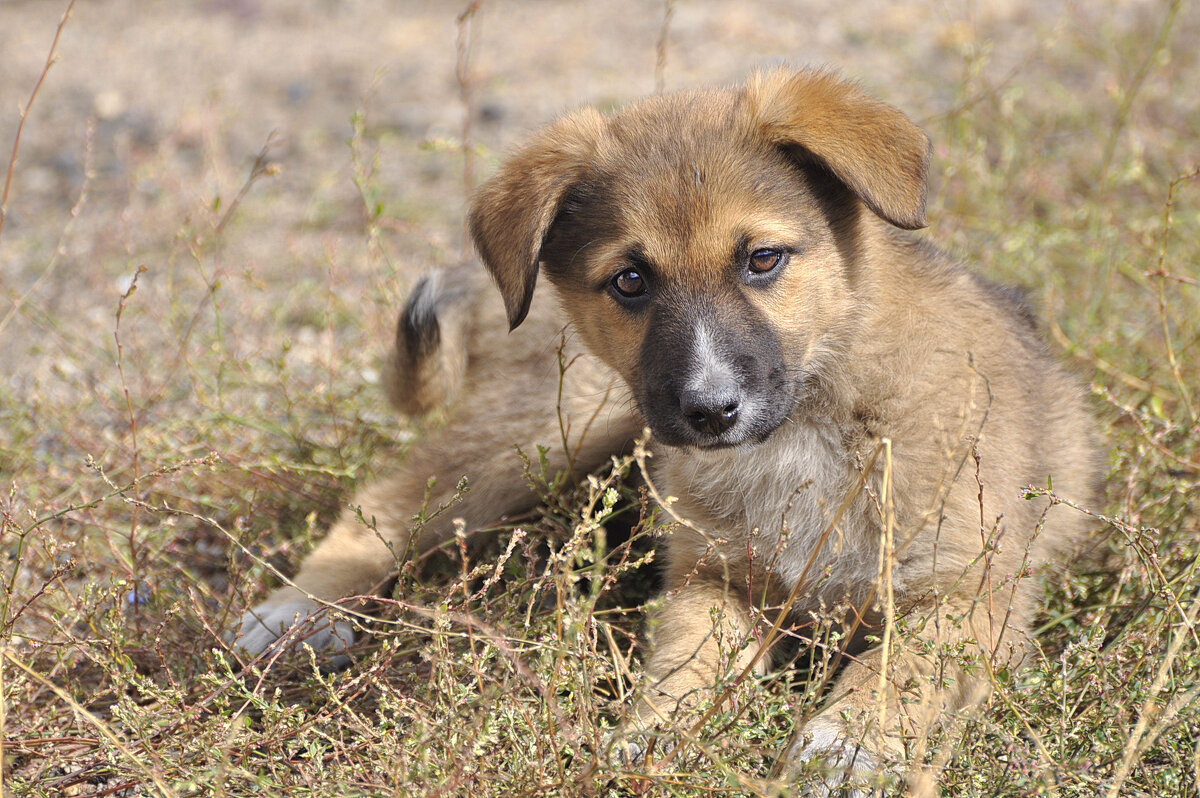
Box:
[745,67,931,230]
[469,109,605,329]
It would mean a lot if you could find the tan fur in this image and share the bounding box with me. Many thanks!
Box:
[235,67,1100,791]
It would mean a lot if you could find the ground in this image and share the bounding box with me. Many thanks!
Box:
[1,0,1198,795]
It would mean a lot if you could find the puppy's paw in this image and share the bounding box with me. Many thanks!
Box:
[607,733,647,767]
[788,718,886,797]
[231,595,356,669]
[605,716,678,769]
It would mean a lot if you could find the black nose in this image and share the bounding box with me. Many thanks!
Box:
[680,386,741,436]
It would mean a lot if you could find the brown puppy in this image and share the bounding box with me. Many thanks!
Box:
[236,68,1100,791]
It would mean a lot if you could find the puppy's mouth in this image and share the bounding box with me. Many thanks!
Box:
[639,383,796,450]
[634,299,796,450]
[651,416,787,451]
[684,428,780,452]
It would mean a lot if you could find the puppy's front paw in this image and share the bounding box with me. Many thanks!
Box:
[606,706,682,770]
[231,595,356,669]
[606,726,678,768]
[788,718,886,797]
[607,733,647,767]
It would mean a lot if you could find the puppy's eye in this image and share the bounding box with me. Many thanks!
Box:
[749,248,785,274]
[612,268,647,298]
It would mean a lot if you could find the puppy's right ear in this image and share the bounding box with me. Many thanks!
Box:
[469,109,604,330]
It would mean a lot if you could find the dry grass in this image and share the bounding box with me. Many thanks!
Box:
[1,1,1198,795]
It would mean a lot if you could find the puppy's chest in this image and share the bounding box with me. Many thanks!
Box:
[660,421,879,565]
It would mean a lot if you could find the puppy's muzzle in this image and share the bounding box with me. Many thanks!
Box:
[680,379,741,437]
[638,295,794,449]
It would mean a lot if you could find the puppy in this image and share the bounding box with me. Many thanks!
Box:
[236,67,1100,791]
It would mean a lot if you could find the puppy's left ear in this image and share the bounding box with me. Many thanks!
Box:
[746,68,932,230]
[470,109,605,330]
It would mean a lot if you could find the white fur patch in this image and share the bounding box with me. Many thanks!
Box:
[233,598,355,668]
[685,324,735,392]
[661,417,880,603]
[789,717,882,797]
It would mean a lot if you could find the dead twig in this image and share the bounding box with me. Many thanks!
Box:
[0,0,76,245]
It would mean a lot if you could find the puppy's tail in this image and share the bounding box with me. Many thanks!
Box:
[383,269,474,416]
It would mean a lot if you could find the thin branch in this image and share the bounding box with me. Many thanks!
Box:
[655,0,676,94]
[0,0,76,245]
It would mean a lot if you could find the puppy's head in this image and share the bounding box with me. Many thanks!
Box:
[470,68,930,449]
